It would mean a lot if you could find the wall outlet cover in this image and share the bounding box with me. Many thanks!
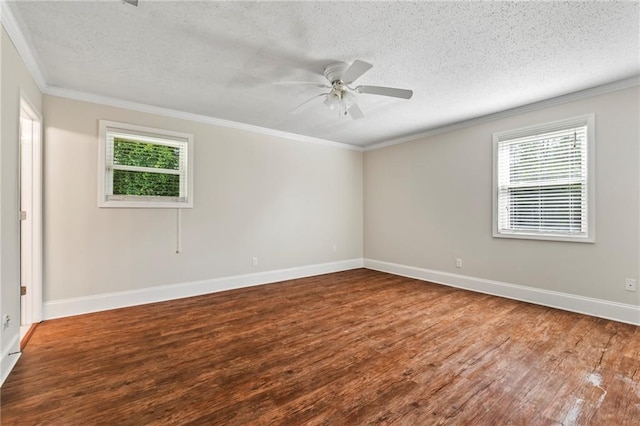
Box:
[625,278,636,292]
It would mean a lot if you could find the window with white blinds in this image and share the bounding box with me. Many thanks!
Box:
[493,114,595,242]
[98,120,193,208]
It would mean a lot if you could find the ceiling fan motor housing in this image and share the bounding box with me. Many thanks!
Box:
[324,62,350,85]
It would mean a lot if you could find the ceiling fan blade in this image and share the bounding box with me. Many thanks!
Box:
[274,81,330,89]
[342,60,373,84]
[122,0,138,6]
[348,103,364,120]
[356,85,413,99]
[289,93,328,114]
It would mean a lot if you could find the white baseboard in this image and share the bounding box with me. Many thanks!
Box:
[1,333,21,386]
[364,259,640,326]
[41,257,640,326]
[43,259,364,320]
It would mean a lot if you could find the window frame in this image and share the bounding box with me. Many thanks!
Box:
[98,120,194,208]
[492,114,595,243]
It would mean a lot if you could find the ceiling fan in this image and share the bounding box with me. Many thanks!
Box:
[278,60,413,120]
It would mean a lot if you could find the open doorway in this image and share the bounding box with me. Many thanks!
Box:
[19,96,42,346]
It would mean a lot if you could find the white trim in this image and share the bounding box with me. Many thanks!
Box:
[2,0,637,153]
[0,1,47,90]
[364,259,640,326]
[98,120,194,208]
[491,113,596,243]
[365,76,640,151]
[0,0,358,152]
[19,93,43,324]
[48,78,638,154]
[41,258,640,326]
[43,259,364,320]
[46,86,362,152]
[1,333,21,386]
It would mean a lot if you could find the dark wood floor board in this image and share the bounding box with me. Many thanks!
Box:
[1,268,638,424]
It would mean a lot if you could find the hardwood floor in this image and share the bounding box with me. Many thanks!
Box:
[1,269,638,425]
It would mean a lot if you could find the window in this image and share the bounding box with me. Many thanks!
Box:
[98,120,193,208]
[493,114,594,242]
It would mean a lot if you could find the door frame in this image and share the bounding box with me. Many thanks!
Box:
[19,94,42,329]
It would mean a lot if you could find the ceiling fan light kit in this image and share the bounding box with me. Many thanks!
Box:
[324,82,357,117]
[282,59,414,120]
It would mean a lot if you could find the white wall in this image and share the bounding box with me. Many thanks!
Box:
[42,95,363,306]
[1,25,42,382]
[364,87,640,309]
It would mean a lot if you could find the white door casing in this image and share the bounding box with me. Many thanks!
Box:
[19,96,42,331]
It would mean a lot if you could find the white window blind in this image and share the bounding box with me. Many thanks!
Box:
[98,121,194,208]
[493,114,594,242]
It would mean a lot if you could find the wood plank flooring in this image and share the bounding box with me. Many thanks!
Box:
[1,269,638,425]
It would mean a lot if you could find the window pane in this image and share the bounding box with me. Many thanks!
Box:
[508,184,584,232]
[113,138,180,170]
[507,132,585,183]
[113,169,180,197]
[494,114,593,241]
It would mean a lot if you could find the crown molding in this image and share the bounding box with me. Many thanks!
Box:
[2,0,636,153]
[0,1,360,152]
[0,0,47,90]
[44,86,363,152]
[365,75,640,151]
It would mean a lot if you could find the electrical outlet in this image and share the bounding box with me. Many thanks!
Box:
[251,257,258,267]
[625,278,636,292]
[455,258,463,268]
[332,244,337,253]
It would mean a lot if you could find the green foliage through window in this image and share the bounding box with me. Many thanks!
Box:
[113,138,180,169]
[112,138,181,197]
[113,170,180,196]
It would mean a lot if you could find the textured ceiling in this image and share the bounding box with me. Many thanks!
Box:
[7,0,640,147]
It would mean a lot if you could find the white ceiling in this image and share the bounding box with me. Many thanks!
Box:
[6,0,640,147]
